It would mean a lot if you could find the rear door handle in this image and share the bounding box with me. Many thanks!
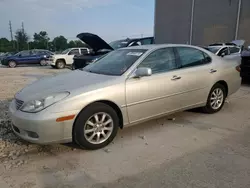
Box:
[171,75,181,80]
[210,69,217,73]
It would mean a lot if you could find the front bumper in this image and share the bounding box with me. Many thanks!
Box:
[9,100,78,144]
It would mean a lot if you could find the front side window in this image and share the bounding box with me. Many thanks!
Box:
[68,49,80,55]
[18,51,31,56]
[229,47,240,54]
[138,48,177,74]
[176,47,208,68]
[81,49,89,55]
[218,47,229,56]
[83,49,147,76]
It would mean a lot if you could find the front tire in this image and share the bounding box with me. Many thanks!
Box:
[56,60,65,69]
[40,59,47,66]
[74,103,119,150]
[202,83,226,114]
[8,61,17,68]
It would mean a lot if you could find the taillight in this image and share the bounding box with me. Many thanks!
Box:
[236,65,241,72]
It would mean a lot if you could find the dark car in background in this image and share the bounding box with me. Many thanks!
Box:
[0,52,17,62]
[241,49,250,80]
[1,49,54,68]
[72,33,154,70]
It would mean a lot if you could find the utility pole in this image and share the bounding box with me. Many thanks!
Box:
[9,20,15,49]
[21,22,25,34]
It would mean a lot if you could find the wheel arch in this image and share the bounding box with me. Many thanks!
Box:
[214,80,228,97]
[72,100,124,141]
[56,58,66,63]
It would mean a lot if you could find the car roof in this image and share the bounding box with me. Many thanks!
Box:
[120,44,200,50]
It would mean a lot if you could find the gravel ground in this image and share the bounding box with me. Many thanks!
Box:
[1,65,250,188]
[0,66,70,173]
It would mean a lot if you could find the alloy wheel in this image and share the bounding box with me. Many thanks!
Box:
[84,112,114,145]
[210,88,224,110]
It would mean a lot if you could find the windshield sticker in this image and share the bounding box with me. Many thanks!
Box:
[127,52,143,56]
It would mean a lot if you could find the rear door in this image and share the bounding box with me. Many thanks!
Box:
[172,47,216,108]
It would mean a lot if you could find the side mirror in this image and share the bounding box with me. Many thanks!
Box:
[18,54,22,57]
[134,67,152,78]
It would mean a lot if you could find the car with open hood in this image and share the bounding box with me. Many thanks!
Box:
[72,32,154,70]
[9,44,241,150]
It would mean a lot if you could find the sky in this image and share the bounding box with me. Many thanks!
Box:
[0,0,154,42]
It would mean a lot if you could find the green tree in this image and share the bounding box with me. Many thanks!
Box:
[0,38,12,52]
[52,36,67,51]
[67,40,88,48]
[15,29,29,51]
[33,31,50,49]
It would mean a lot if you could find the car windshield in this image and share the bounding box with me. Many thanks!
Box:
[109,40,130,50]
[61,49,71,54]
[83,49,147,76]
[205,46,221,54]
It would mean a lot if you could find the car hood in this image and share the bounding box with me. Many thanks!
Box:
[15,70,118,101]
[231,40,245,46]
[77,33,114,52]
[52,54,67,58]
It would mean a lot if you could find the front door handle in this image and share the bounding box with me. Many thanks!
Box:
[171,75,182,81]
[210,69,217,73]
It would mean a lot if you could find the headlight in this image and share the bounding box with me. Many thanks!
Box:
[20,92,70,113]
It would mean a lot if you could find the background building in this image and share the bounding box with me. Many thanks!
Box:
[154,0,250,46]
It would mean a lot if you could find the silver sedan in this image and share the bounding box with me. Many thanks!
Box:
[9,44,241,150]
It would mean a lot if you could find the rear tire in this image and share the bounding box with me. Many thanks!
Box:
[202,83,226,114]
[8,61,17,68]
[73,102,119,150]
[56,60,65,69]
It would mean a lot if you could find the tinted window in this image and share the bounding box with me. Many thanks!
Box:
[81,49,89,55]
[69,49,80,55]
[176,47,208,68]
[109,40,129,49]
[218,47,229,56]
[83,49,147,76]
[229,47,240,54]
[140,38,153,45]
[138,48,177,74]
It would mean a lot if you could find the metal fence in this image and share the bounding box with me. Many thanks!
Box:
[154,0,250,46]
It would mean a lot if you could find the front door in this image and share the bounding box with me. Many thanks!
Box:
[125,47,184,124]
[18,51,32,64]
[66,49,80,65]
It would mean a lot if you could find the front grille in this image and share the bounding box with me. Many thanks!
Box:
[15,99,24,110]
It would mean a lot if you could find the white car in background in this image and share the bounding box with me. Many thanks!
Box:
[204,40,245,61]
[50,48,90,69]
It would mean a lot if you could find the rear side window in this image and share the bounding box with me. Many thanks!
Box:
[229,47,240,54]
[138,47,177,74]
[176,47,210,68]
[140,38,153,45]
